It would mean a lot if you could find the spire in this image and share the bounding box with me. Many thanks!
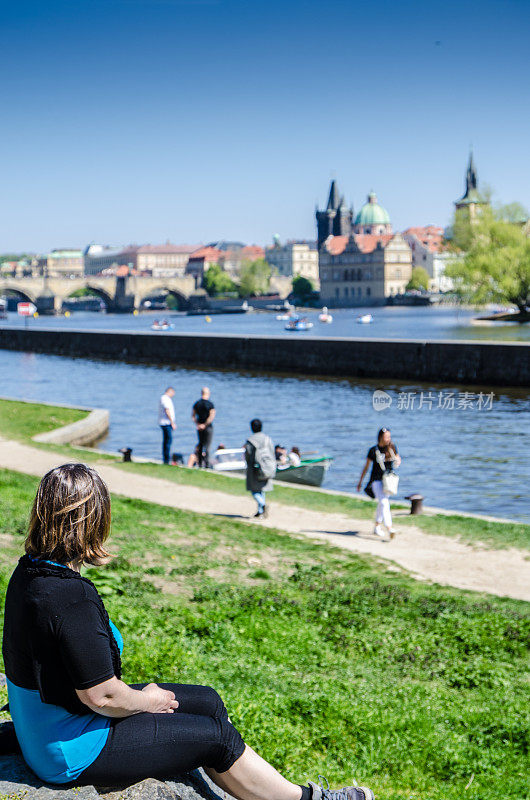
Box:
[326,180,340,211]
[466,150,478,194]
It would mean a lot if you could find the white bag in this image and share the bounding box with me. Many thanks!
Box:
[375,447,399,496]
[382,472,399,496]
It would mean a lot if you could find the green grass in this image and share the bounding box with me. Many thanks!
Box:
[0,398,86,441]
[1,397,529,550]
[1,468,529,800]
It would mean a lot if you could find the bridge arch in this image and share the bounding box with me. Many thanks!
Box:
[0,285,37,305]
[138,286,189,311]
[84,285,115,309]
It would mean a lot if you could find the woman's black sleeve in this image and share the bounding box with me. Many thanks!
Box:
[55,599,116,689]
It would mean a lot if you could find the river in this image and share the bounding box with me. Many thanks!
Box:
[1,328,529,521]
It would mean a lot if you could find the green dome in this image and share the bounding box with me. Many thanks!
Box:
[354,192,391,226]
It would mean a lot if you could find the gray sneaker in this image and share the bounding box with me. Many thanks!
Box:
[309,777,374,800]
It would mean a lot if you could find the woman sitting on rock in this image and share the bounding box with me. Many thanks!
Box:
[2,463,374,800]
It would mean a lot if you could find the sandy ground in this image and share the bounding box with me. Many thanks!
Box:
[0,435,528,602]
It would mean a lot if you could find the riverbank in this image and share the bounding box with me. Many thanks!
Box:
[1,325,530,385]
[1,467,528,800]
[0,398,529,595]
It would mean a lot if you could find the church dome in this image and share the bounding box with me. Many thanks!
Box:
[354,192,391,226]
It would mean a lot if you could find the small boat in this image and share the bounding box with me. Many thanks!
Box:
[285,317,313,331]
[212,448,333,487]
[151,320,174,331]
[276,312,292,321]
[318,307,333,323]
[356,313,373,324]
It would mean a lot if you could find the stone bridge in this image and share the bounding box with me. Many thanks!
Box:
[0,274,199,313]
[0,274,293,313]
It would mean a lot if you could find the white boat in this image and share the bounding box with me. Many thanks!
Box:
[212,448,333,487]
[276,313,292,321]
[318,307,333,323]
[356,313,373,324]
[151,321,174,331]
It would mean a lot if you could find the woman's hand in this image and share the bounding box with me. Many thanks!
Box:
[356,481,363,492]
[141,683,180,714]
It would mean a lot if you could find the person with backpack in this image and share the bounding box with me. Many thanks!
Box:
[245,418,276,518]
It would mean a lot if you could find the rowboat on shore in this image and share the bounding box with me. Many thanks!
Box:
[212,448,333,487]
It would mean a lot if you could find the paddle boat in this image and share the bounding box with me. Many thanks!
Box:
[318,307,333,323]
[212,448,333,487]
[356,313,373,324]
[151,319,174,331]
[285,316,313,331]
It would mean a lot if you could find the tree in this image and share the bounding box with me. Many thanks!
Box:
[238,258,271,298]
[406,266,430,292]
[202,263,236,297]
[292,275,314,302]
[446,214,530,313]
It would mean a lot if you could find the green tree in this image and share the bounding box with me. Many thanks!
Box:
[446,214,530,312]
[406,266,430,292]
[292,275,314,302]
[238,258,271,298]
[202,263,236,296]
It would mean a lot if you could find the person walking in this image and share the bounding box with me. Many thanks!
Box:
[192,387,216,468]
[159,387,176,465]
[2,462,374,800]
[357,426,401,540]
[245,418,276,518]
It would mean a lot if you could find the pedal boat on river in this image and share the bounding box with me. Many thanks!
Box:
[212,448,333,487]
[285,316,314,331]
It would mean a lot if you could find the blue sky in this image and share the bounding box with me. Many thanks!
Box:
[1,0,529,252]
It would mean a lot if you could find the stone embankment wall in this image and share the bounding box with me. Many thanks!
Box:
[0,327,529,386]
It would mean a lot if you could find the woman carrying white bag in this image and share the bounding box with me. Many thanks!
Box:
[357,427,401,540]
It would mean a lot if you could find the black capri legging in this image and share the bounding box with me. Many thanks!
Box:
[78,683,246,786]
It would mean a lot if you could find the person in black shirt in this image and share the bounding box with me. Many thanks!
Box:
[357,427,401,540]
[192,386,216,468]
[2,462,374,800]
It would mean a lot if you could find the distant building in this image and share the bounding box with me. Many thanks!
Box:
[353,193,392,235]
[316,180,353,249]
[319,232,412,306]
[403,226,456,292]
[83,245,139,276]
[220,245,265,276]
[46,249,84,277]
[455,151,488,221]
[186,246,223,282]
[265,239,319,282]
[136,244,199,277]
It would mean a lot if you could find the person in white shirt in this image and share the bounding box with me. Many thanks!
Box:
[158,387,176,464]
[288,447,301,467]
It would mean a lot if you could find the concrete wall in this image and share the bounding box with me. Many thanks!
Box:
[0,326,528,386]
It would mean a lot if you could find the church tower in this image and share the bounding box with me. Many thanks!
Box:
[455,151,487,221]
[316,180,353,249]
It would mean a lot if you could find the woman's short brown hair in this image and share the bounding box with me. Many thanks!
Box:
[25,463,111,566]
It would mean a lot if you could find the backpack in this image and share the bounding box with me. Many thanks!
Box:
[252,436,277,481]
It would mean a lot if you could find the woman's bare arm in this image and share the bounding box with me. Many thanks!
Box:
[76,678,179,718]
[357,457,371,492]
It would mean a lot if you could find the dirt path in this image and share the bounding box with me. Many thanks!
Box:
[1,436,528,602]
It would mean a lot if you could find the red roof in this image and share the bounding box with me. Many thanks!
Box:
[188,246,222,262]
[403,226,444,253]
[324,234,393,255]
[137,244,199,255]
[241,245,265,258]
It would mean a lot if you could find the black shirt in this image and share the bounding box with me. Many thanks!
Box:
[193,398,214,426]
[367,444,399,483]
[2,556,121,715]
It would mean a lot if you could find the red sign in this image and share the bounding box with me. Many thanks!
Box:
[17,302,37,316]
